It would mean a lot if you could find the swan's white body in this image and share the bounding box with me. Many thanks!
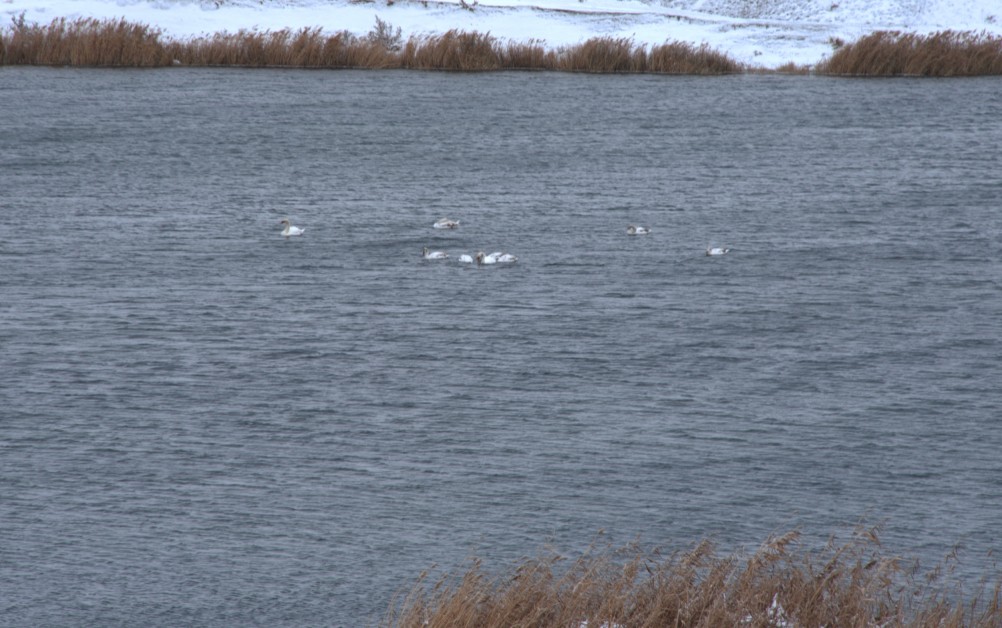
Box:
[422,247,449,259]
[706,246,730,256]
[476,251,517,266]
[627,225,650,235]
[458,254,475,263]
[280,219,305,237]
[433,218,460,229]
[475,251,498,265]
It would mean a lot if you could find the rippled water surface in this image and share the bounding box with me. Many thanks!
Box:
[2,68,1001,625]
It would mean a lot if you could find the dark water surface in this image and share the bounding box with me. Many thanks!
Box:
[2,68,1000,625]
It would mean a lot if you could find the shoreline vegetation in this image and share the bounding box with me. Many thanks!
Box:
[2,16,1002,75]
[381,528,1002,627]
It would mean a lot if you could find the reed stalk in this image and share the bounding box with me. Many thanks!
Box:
[382,528,1002,627]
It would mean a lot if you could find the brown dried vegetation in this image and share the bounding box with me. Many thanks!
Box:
[817,30,1002,76]
[2,16,171,66]
[382,528,1002,628]
[3,18,1002,75]
[1,17,744,73]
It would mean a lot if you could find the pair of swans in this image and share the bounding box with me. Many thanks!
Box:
[627,223,730,255]
[283,217,456,237]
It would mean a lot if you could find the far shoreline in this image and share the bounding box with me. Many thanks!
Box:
[2,17,1002,75]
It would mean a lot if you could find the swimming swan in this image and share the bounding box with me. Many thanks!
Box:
[627,225,651,235]
[280,219,305,237]
[458,254,475,263]
[422,247,449,259]
[475,251,517,266]
[433,218,460,229]
[706,246,731,256]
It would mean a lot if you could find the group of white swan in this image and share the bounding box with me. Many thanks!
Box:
[281,216,729,259]
[423,248,518,266]
[423,218,519,267]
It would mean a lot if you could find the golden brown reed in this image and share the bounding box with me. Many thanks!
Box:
[557,37,648,73]
[3,16,171,66]
[172,28,395,68]
[817,30,1002,76]
[647,41,744,74]
[772,61,812,75]
[1,18,742,73]
[401,30,503,71]
[5,18,1002,75]
[381,527,1002,628]
[501,40,558,71]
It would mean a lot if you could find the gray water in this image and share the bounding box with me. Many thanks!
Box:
[2,67,1000,625]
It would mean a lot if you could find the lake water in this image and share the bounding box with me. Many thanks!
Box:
[1,67,1000,625]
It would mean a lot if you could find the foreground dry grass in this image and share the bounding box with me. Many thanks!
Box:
[4,17,1002,75]
[382,529,1001,627]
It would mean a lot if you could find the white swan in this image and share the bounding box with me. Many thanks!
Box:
[433,218,460,229]
[706,246,731,256]
[475,251,498,266]
[476,251,517,266]
[458,254,475,264]
[422,247,449,259]
[280,218,305,237]
[627,225,651,235]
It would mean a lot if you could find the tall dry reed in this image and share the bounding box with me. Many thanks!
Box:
[817,30,1002,76]
[1,17,742,73]
[557,37,648,73]
[7,17,1002,75]
[501,40,558,70]
[648,41,743,74]
[382,528,1001,627]
[401,30,503,71]
[3,16,171,66]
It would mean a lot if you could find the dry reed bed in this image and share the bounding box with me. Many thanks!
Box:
[818,30,1002,76]
[382,529,1001,627]
[2,17,172,66]
[3,18,1002,74]
[0,16,744,74]
[1,17,741,72]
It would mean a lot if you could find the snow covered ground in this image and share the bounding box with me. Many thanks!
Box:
[3,0,1000,67]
